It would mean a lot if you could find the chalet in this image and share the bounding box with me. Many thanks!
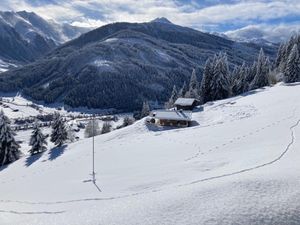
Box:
[149,110,192,127]
[174,98,199,111]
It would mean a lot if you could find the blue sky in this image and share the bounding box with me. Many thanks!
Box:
[1,0,300,42]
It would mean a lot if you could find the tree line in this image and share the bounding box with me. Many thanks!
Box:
[165,34,300,108]
[0,110,136,166]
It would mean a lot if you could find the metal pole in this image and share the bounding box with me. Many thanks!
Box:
[92,114,95,183]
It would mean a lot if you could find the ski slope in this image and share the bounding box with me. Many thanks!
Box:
[1,83,300,225]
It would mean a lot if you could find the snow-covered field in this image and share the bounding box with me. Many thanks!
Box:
[0,83,300,225]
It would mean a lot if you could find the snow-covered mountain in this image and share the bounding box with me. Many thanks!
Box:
[150,17,173,24]
[0,83,299,225]
[0,11,89,66]
[225,26,281,45]
[0,18,277,110]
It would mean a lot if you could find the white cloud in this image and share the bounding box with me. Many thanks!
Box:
[0,0,299,42]
[225,23,300,43]
[71,18,106,28]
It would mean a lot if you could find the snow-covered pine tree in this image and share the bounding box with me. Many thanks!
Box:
[275,43,285,69]
[200,58,214,103]
[229,65,239,87]
[50,112,68,147]
[141,101,150,118]
[279,35,300,73]
[250,48,270,90]
[232,63,247,96]
[177,81,187,98]
[210,53,231,100]
[284,44,300,83]
[185,69,199,99]
[101,122,112,134]
[0,110,20,166]
[242,66,251,92]
[165,85,178,109]
[29,121,47,155]
[245,61,257,86]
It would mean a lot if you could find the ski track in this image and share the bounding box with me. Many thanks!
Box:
[0,114,299,210]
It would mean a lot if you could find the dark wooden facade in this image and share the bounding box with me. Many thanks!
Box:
[158,119,189,127]
[174,98,199,111]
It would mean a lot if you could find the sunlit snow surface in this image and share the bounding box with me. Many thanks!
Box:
[1,83,300,225]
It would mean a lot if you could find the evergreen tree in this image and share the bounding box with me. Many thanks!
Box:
[245,61,257,85]
[232,63,247,96]
[185,68,199,99]
[0,110,20,166]
[229,65,239,87]
[177,81,187,98]
[284,44,300,83]
[29,121,47,155]
[200,58,214,103]
[250,48,270,90]
[84,119,100,138]
[165,85,178,109]
[275,43,285,68]
[141,101,150,118]
[210,54,231,100]
[50,112,68,147]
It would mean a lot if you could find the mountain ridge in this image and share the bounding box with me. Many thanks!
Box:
[0,10,89,65]
[0,19,278,110]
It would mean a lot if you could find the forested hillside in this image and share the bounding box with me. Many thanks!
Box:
[0,18,277,111]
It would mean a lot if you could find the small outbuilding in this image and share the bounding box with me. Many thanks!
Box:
[174,98,199,111]
[149,110,192,127]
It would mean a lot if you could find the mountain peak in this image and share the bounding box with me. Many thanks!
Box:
[151,17,173,24]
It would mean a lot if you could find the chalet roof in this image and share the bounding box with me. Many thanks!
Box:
[174,98,198,106]
[151,110,192,121]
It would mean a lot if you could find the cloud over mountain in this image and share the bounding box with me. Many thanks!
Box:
[0,0,299,42]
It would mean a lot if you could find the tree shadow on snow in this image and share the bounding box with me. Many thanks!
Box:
[240,88,267,97]
[0,164,8,172]
[282,82,300,87]
[48,145,67,161]
[25,151,45,167]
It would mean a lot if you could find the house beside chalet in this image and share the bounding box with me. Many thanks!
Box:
[174,98,199,110]
[149,110,192,127]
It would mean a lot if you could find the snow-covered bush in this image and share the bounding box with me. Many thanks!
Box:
[84,120,100,138]
[101,122,112,134]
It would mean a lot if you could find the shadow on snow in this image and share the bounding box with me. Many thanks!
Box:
[25,151,45,167]
[48,145,67,161]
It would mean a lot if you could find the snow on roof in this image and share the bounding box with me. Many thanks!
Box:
[151,110,192,121]
[174,98,198,106]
